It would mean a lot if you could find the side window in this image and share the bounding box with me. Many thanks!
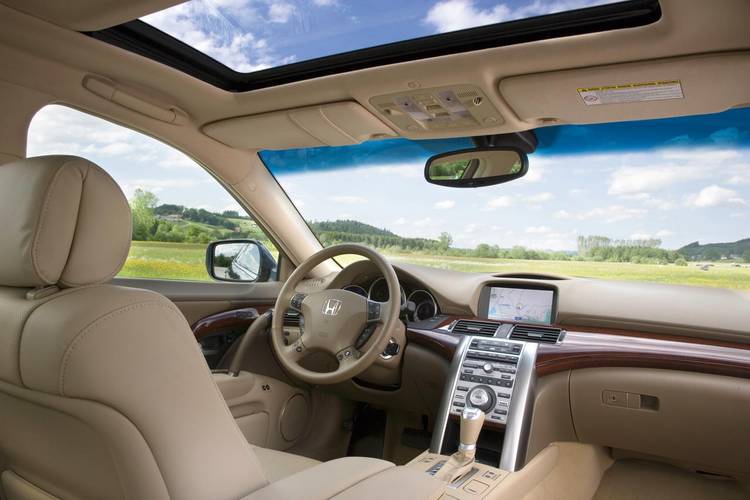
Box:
[27,105,278,282]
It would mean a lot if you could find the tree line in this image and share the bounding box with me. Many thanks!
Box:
[130,192,746,263]
[130,189,270,245]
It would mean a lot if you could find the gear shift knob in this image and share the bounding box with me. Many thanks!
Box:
[459,407,485,454]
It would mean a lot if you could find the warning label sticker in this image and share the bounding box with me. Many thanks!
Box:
[577,80,683,106]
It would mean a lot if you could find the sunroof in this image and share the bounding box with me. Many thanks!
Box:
[141,0,626,73]
[87,0,661,91]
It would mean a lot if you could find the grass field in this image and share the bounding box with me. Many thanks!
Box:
[120,241,750,290]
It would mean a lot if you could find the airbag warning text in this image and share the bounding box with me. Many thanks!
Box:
[578,80,683,106]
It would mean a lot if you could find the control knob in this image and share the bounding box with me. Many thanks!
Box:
[466,385,495,412]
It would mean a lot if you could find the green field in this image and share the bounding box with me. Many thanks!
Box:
[119,241,750,290]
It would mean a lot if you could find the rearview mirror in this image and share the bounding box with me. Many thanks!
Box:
[424,148,528,188]
[206,239,277,282]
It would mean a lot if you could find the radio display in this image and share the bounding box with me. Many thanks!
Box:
[482,286,555,324]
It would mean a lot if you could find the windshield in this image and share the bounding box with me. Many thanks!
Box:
[261,108,750,290]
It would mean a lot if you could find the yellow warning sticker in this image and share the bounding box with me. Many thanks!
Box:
[577,80,683,106]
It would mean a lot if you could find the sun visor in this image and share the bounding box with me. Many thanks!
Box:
[499,52,750,127]
[202,101,396,151]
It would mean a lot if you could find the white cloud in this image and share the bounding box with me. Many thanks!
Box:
[629,232,652,240]
[526,225,551,234]
[434,200,456,209]
[519,166,545,183]
[394,217,407,225]
[688,185,746,207]
[558,205,647,223]
[424,0,611,33]
[485,196,513,210]
[372,164,423,178]
[143,2,295,72]
[656,229,674,238]
[328,195,368,204]
[122,178,208,198]
[608,165,705,195]
[269,2,294,23]
[607,149,742,196]
[312,0,337,5]
[223,203,245,213]
[525,192,553,207]
[424,0,511,32]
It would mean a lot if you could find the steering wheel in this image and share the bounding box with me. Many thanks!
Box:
[271,244,400,384]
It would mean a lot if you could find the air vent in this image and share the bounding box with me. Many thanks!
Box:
[284,310,301,327]
[452,320,499,336]
[510,325,563,343]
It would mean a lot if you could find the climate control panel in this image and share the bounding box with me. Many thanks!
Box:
[450,338,523,424]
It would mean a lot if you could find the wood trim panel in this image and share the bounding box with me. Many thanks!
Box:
[414,315,750,379]
[406,328,460,361]
[537,331,750,379]
[191,305,271,341]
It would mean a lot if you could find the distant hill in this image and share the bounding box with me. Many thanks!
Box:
[678,238,750,260]
[310,219,395,237]
[310,219,444,252]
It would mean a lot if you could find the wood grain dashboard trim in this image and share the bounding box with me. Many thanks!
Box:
[191,305,271,340]
[411,315,750,379]
[536,331,750,379]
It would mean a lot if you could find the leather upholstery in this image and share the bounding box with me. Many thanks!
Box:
[251,446,321,483]
[0,155,131,288]
[0,156,440,499]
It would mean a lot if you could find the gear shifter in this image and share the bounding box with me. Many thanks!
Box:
[458,407,485,460]
[437,407,485,482]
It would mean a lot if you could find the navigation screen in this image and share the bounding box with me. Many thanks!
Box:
[486,287,554,324]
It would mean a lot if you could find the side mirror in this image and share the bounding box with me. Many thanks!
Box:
[206,239,277,282]
[424,147,528,188]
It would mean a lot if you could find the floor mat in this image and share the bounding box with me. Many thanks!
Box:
[593,459,749,500]
[347,404,386,459]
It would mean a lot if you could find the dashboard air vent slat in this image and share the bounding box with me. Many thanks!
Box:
[452,320,499,336]
[510,325,563,343]
[284,310,301,327]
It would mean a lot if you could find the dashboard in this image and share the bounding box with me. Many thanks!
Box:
[342,277,440,322]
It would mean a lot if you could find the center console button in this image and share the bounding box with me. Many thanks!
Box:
[466,386,495,412]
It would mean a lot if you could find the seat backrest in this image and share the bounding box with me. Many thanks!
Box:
[0,156,269,500]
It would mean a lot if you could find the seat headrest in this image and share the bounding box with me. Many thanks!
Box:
[0,155,131,288]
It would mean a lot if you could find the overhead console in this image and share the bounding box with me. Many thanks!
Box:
[202,101,396,150]
[370,85,504,134]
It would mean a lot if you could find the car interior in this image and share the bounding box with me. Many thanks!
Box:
[0,0,749,499]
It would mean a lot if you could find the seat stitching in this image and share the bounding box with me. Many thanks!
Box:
[58,163,132,288]
[30,159,80,284]
[58,300,168,395]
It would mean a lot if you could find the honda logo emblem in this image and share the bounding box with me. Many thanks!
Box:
[322,298,342,316]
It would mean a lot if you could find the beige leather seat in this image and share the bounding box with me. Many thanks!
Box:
[0,155,441,500]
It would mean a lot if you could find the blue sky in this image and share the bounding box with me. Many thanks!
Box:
[27,105,750,252]
[142,0,616,72]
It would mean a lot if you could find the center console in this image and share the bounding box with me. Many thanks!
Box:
[429,282,560,474]
[450,338,522,425]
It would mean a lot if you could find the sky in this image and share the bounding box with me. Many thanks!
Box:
[141,0,617,72]
[27,104,750,252]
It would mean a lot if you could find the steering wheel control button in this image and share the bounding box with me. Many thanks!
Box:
[367,301,381,322]
[290,293,306,310]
